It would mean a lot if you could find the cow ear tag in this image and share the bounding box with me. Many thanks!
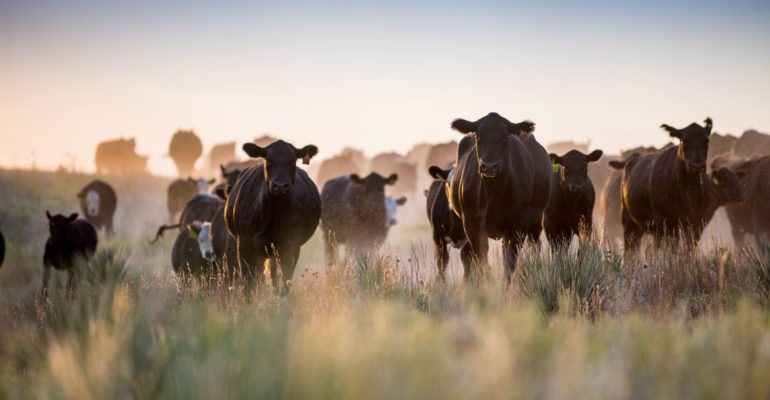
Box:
[552,161,559,173]
[712,177,719,186]
[189,230,198,239]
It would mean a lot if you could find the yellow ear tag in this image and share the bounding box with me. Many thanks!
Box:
[189,230,198,239]
[712,177,719,186]
[552,161,559,173]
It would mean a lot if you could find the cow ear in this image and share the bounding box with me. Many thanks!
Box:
[46,210,52,221]
[549,154,565,166]
[220,164,227,176]
[608,160,626,170]
[703,117,713,135]
[296,145,319,165]
[428,166,450,181]
[350,174,364,185]
[189,221,202,235]
[508,120,536,139]
[76,191,85,199]
[385,174,399,185]
[586,150,603,163]
[661,124,681,139]
[451,118,477,134]
[396,196,407,205]
[208,178,216,184]
[67,213,78,222]
[243,143,268,159]
[736,171,747,180]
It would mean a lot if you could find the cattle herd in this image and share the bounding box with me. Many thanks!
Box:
[9,113,770,296]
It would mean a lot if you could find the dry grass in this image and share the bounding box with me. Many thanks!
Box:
[2,168,770,399]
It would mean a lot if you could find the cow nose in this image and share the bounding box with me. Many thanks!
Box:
[480,162,501,177]
[204,250,214,260]
[271,181,290,194]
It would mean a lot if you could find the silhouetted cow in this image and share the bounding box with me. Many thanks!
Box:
[225,140,320,292]
[321,173,399,265]
[448,112,552,282]
[207,142,236,175]
[619,118,713,256]
[427,165,471,281]
[717,155,770,247]
[94,138,148,174]
[167,177,215,221]
[77,180,117,236]
[370,152,417,196]
[316,147,367,187]
[732,130,770,159]
[42,211,97,295]
[169,129,203,177]
[543,150,603,249]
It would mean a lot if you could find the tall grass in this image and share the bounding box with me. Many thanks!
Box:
[3,169,770,398]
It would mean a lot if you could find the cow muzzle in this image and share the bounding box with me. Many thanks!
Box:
[479,162,502,178]
[270,181,291,195]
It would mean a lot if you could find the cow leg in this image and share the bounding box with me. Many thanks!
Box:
[622,212,642,265]
[462,217,488,282]
[42,265,50,297]
[502,233,524,285]
[322,230,338,267]
[67,269,76,298]
[433,235,449,282]
[460,244,474,279]
[274,245,300,296]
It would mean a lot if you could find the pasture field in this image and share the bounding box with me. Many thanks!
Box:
[1,168,770,399]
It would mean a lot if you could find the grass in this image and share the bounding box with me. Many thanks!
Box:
[1,168,770,399]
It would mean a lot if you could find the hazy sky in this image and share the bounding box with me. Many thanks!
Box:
[1,0,769,175]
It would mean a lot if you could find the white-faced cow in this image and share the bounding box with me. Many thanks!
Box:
[224,140,320,292]
[77,180,117,237]
[448,112,552,283]
[543,150,603,250]
[42,211,97,295]
[320,173,401,265]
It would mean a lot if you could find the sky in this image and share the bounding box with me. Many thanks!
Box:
[1,0,769,176]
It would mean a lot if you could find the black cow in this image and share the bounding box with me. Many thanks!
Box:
[619,118,713,256]
[543,150,603,249]
[167,177,215,221]
[224,140,320,292]
[717,156,770,247]
[42,211,97,295]
[77,180,117,236]
[321,173,399,265]
[427,165,471,281]
[448,112,552,282]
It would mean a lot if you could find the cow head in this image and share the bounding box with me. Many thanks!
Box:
[243,140,318,195]
[219,164,241,198]
[660,117,712,174]
[77,189,101,217]
[550,150,603,192]
[189,221,215,262]
[46,211,79,242]
[451,112,535,178]
[384,196,407,227]
[349,173,397,218]
[710,167,745,205]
